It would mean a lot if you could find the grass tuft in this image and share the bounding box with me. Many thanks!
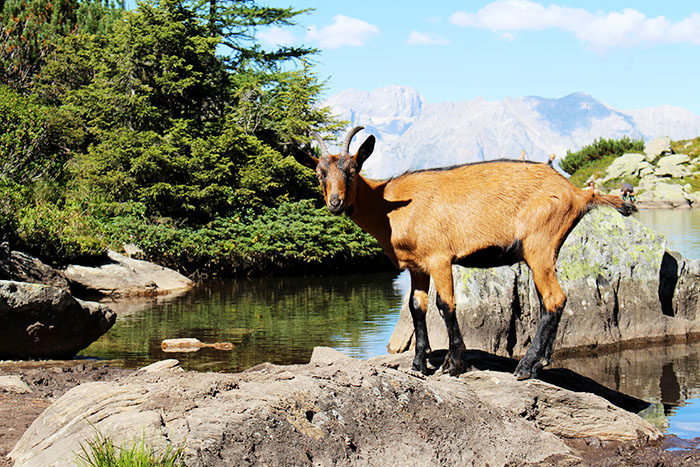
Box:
[74,427,185,467]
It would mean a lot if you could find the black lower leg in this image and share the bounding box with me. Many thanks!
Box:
[409,295,431,374]
[436,294,467,376]
[514,309,562,380]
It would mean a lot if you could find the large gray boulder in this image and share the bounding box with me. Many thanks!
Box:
[0,281,115,359]
[601,153,651,182]
[654,154,692,178]
[0,243,69,291]
[64,250,193,298]
[389,208,700,358]
[9,349,660,466]
[644,136,672,160]
[636,182,692,208]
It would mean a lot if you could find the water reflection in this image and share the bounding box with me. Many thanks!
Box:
[633,209,700,259]
[552,341,700,437]
[80,272,403,372]
[554,341,700,406]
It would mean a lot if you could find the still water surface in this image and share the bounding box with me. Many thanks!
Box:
[80,209,700,437]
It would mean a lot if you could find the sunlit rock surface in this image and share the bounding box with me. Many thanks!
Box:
[64,250,193,298]
[9,348,660,466]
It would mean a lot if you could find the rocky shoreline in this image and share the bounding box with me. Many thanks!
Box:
[2,350,700,466]
[0,150,699,464]
[0,243,194,361]
[590,136,700,209]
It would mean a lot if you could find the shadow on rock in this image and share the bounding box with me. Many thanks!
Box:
[429,348,650,414]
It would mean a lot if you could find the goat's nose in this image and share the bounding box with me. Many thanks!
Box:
[329,195,341,208]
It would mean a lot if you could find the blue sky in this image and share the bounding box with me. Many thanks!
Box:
[260,1,700,114]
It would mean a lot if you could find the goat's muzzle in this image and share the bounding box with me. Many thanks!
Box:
[327,194,345,215]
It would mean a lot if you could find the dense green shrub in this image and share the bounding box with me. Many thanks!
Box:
[103,200,385,276]
[560,136,644,175]
[0,182,108,265]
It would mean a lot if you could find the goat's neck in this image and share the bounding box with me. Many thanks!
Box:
[348,176,395,259]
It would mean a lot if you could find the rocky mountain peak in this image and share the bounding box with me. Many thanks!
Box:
[322,86,700,179]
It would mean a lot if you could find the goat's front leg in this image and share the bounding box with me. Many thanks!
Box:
[431,263,467,376]
[408,269,431,374]
[514,264,566,380]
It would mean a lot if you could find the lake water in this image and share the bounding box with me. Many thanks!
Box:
[80,208,700,439]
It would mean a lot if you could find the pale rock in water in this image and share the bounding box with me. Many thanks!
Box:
[63,250,193,298]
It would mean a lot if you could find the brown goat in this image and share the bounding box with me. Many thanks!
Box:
[294,126,634,379]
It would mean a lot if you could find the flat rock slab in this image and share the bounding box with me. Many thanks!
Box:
[0,375,31,394]
[64,250,193,298]
[9,348,660,466]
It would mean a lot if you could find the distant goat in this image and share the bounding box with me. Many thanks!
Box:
[294,127,634,379]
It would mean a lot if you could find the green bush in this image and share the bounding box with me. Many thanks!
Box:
[560,136,644,175]
[103,200,385,276]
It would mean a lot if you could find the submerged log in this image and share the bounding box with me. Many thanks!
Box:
[161,338,233,352]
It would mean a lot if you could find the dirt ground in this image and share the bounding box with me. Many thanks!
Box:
[1,360,700,466]
[0,360,132,467]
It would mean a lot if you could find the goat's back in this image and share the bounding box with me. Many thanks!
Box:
[379,160,590,266]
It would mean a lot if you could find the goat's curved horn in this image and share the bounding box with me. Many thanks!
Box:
[310,131,330,158]
[342,126,365,155]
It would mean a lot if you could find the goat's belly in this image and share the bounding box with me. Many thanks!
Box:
[454,240,523,269]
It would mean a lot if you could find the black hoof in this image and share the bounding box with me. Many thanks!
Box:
[514,357,545,380]
[412,355,429,375]
[440,352,467,377]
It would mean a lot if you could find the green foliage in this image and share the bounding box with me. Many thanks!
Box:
[75,428,184,467]
[229,60,346,153]
[102,200,384,276]
[0,182,107,265]
[0,85,82,183]
[671,136,700,158]
[560,136,644,175]
[0,0,122,89]
[0,0,367,276]
[61,0,227,133]
[187,0,313,72]
[566,154,618,188]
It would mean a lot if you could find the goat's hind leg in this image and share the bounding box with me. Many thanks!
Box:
[408,269,431,374]
[514,265,566,380]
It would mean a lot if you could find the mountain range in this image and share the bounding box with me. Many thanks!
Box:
[322,85,700,179]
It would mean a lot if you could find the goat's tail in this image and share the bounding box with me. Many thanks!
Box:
[587,192,636,216]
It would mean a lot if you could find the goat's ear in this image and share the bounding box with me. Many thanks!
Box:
[292,147,319,170]
[355,135,375,167]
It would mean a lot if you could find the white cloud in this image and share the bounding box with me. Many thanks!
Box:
[306,15,379,49]
[407,31,449,46]
[258,27,296,47]
[449,1,700,51]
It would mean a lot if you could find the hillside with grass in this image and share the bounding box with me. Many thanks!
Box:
[562,136,700,208]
